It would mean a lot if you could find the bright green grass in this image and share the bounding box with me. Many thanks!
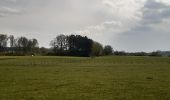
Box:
[0,56,170,100]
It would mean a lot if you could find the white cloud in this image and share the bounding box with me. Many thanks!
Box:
[76,0,145,38]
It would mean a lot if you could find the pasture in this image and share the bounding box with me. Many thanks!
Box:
[0,56,170,100]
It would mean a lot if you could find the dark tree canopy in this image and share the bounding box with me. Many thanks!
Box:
[103,45,113,55]
[51,34,93,57]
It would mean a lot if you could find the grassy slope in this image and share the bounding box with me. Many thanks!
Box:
[0,56,170,100]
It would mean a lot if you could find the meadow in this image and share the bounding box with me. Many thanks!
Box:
[0,56,170,100]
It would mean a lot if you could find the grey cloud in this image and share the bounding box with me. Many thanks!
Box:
[0,0,48,17]
[132,25,152,32]
[144,0,168,9]
[0,0,24,17]
[114,0,170,52]
[142,0,170,24]
[115,29,170,52]
[161,9,170,17]
[0,6,21,17]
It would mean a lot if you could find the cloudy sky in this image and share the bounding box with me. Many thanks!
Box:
[0,0,170,52]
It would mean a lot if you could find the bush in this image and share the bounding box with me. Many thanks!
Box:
[149,51,162,57]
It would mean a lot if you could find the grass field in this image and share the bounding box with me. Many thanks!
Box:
[0,56,170,100]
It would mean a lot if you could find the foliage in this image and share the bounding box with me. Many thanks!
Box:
[103,45,113,55]
[51,34,93,57]
[0,34,8,52]
[149,51,162,57]
[128,52,148,56]
[114,51,127,56]
[0,34,39,55]
[91,41,103,56]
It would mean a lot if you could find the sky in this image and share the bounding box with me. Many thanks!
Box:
[0,0,170,52]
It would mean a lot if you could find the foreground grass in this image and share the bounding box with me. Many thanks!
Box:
[0,56,170,100]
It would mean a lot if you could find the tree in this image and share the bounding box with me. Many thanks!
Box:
[50,34,67,54]
[15,37,39,55]
[67,35,93,56]
[31,39,39,48]
[56,34,67,51]
[50,34,93,56]
[16,37,29,54]
[17,37,28,47]
[91,41,103,56]
[0,34,8,52]
[8,35,15,53]
[28,38,39,54]
[50,40,58,54]
[103,45,113,55]
[9,35,15,48]
[67,35,76,52]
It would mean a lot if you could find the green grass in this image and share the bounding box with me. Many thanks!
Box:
[0,56,170,100]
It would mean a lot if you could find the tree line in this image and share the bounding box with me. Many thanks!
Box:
[0,34,39,55]
[0,34,113,56]
[0,34,167,57]
[114,51,163,57]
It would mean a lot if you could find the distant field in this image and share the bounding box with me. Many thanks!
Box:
[0,56,170,100]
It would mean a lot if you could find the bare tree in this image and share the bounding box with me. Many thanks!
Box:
[9,35,15,48]
[50,34,67,54]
